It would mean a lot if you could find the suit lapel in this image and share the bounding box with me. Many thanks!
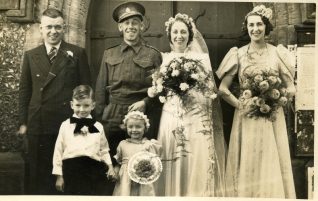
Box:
[32,45,51,75]
[43,41,70,88]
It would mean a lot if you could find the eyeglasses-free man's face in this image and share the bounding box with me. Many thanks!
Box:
[118,16,144,45]
[40,16,65,46]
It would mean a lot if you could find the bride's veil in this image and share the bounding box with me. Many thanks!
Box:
[185,23,209,54]
[186,22,227,196]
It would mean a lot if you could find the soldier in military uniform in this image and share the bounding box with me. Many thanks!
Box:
[95,2,162,192]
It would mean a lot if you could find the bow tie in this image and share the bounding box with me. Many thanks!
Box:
[70,117,99,134]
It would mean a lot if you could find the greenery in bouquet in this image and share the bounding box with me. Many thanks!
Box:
[240,68,289,121]
[147,56,216,160]
[147,56,217,110]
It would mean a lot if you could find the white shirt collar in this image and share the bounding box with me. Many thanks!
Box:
[44,41,62,54]
[72,114,93,119]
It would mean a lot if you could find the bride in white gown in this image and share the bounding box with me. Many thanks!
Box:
[154,13,226,196]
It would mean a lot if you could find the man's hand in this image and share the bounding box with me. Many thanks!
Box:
[55,175,64,192]
[128,100,146,113]
[17,124,27,135]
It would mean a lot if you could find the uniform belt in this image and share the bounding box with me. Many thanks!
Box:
[109,96,144,105]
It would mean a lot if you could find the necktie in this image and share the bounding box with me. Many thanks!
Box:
[48,47,57,64]
[70,117,99,134]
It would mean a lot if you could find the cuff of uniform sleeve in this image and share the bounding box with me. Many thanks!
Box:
[143,97,150,106]
[19,117,27,126]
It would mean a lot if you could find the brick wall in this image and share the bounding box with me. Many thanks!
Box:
[254,2,314,46]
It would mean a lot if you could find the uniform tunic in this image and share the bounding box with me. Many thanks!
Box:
[95,40,162,163]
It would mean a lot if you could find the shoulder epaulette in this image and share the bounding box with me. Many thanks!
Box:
[106,44,121,50]
[145,44,161,53]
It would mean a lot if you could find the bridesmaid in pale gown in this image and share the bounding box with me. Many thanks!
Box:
[155,13,226,196]
[216,5,296,198]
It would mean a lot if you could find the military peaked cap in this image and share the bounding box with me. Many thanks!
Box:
[113,1,145,23]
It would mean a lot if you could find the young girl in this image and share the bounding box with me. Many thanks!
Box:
[113,111,161,196]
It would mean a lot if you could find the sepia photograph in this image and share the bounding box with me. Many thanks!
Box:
[0,0,316,200]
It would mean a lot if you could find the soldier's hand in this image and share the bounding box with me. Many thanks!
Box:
[128,100,146,113]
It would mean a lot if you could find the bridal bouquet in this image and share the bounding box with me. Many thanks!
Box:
[148,56,216,160]
[240,68,289,121]
[128,151,162,185]
[147,56,217,107]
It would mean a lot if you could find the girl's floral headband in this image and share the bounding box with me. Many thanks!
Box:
[123,111,150,129]
[246,5,273,20]
[164,13,194,34]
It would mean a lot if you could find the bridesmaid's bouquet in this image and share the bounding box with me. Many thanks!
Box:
[240,68,289,121]
[147,56,217,106]
[128,151,162,185]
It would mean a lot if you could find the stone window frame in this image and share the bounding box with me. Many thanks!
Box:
[3,0,35,22]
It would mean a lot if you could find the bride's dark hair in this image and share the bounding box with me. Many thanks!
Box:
[166,15,194,46]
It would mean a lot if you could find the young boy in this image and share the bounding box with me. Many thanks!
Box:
[52,85,115,195]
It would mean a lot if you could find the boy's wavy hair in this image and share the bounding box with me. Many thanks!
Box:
[72,85,94,101]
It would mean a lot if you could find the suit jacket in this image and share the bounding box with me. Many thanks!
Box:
[19,41,91,135]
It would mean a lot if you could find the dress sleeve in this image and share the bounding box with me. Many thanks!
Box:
[144,139,162,156]
[216,47,239,79]
[276,44,295,82]
[198,53,213,73]
[114,141,123,164]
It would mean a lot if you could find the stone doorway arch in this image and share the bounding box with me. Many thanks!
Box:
[24,0,92,51]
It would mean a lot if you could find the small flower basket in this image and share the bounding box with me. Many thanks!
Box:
[127,151,162,185]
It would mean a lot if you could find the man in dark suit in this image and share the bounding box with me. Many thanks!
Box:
[18,8,91,195]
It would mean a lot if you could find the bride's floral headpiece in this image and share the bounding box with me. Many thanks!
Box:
[246,5,273,20]
[165,13,194,34]
[123,111,150,129]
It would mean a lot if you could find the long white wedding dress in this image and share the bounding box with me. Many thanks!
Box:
[155,52,226,196]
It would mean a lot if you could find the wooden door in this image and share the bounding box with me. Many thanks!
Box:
[87,0,252,81]
[87,0,173,86]
[87,0,253,143]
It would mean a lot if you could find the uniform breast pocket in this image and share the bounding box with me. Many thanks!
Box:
[133,58,154,81]
[106,57,123,82]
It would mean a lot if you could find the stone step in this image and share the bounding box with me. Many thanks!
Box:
[0,152,24,195]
